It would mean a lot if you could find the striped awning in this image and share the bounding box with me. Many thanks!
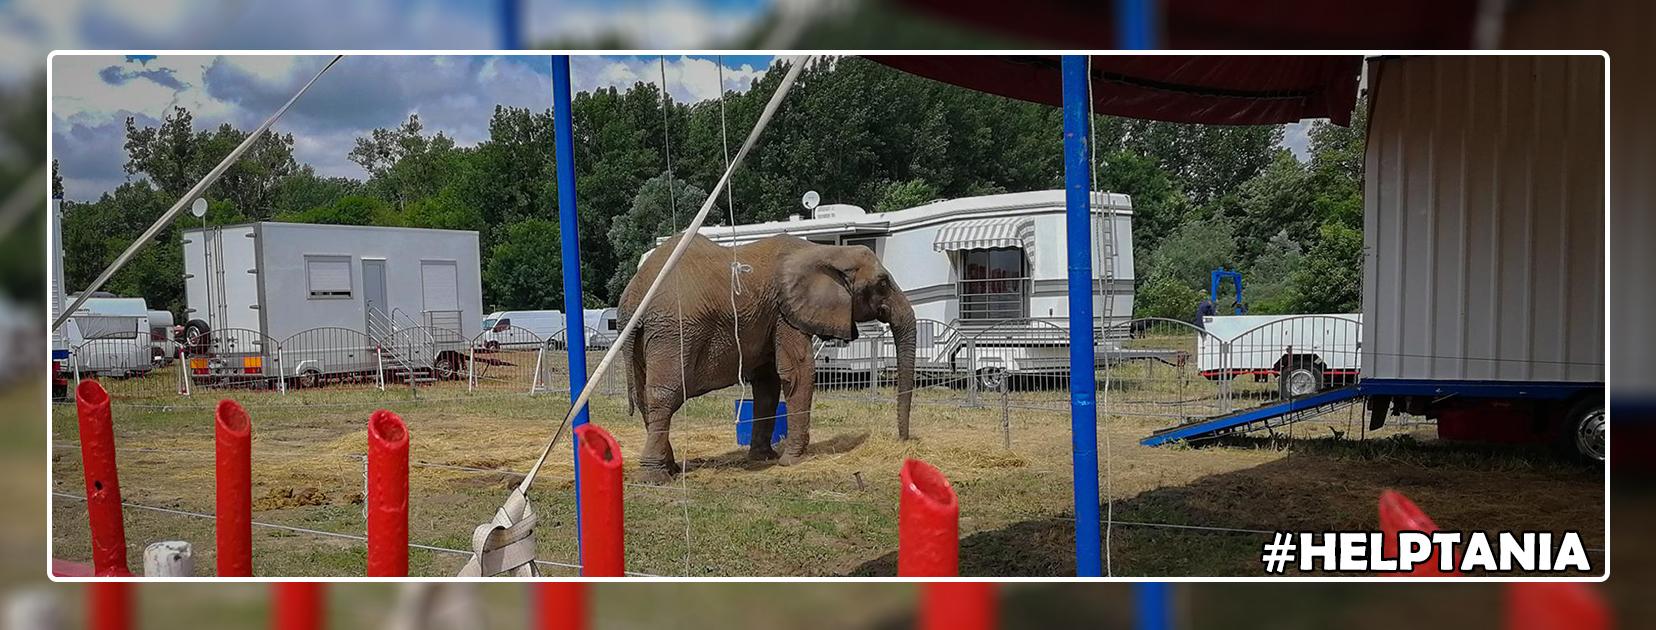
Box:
[932,217,1035,252]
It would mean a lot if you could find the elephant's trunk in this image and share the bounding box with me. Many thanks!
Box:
[886,290,917,441]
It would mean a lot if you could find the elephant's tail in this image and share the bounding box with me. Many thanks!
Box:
[626,335,644,417]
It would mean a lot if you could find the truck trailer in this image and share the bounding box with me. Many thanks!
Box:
[182,222,484,386]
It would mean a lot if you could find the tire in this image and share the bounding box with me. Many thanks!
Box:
[434,352,462,380]
[1560,398,1605,463]
[484,340,500,352]
[297,369,322,389]
[977,367,1007,392]
[1279,362,1323,398]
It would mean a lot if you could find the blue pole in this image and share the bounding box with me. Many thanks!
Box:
[1060,55,1103,577]
[498,0,522,49]
[1114,0,1159,49]
[551,55,589,562]
[1134,583,1172,630]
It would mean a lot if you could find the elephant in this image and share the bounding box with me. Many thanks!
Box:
[618,233,917,484]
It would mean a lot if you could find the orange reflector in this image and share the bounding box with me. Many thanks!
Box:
[189,358,208,369]
[242,357,263,369]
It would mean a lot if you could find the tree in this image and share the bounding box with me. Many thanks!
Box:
[1233,150,1316,263]
[873,178,940,213]
[348,114,461,211]
[606,172,709,300]
[1134,274,1200,321]
[1288,222,1363,314]
[123,106,298,217]
[1145,220,1238,293]
[1241,232,1304,314]
[276,195,397,226]
[403,187,486,233]
[483,219,564,311]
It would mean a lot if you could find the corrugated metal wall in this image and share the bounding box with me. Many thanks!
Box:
[1362,55,1605,383]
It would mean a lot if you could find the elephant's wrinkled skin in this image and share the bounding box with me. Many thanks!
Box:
[618,233,917,483]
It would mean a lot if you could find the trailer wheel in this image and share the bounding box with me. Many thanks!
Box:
[1561,398,1605,463]
[434,352,462,380]
[977,367,1007,392]
[296,368,322,389]
[1280,362,1323,398]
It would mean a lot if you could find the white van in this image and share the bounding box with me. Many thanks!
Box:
[480,310,566,349]
[583,308,619,349]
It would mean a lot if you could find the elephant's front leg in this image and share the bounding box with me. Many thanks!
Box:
[639,386,684,485]
[774,325,816,466]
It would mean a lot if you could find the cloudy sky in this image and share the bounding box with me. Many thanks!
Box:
[51,54,776,199]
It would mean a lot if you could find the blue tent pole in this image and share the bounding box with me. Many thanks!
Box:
[1114,0,1159,49]
[1060,54,1103,577]
[498,0,522,49]
[551,55,589,563]
[1134,583,1173,630]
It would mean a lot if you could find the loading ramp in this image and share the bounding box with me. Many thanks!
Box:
[1139,386,1364,446]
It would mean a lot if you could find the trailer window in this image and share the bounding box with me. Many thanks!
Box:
[843,236,880,255]
[958,248,1028,321]
[305,256,353,299]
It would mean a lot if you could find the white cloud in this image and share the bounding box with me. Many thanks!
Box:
[1281,120,1315,161]
[528,0,762,48]
[572,55,772,104]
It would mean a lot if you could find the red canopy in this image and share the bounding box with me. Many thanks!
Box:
[869,55,1362,126]
[894,0,1478,50]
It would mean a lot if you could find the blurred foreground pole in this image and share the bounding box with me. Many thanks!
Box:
[919,583,996,630]
[1134,583,1172,630]
[1114,0,1160,49]
[497,0,522,49]
[1060,54,1104,577]
[552,54,590,564]
[216,400,254,576]
[367,410,410,576]
[576,425,625,576]
[271,583,325,630]
[534,584,588,630]
[897,459,960,576]
[1505,584,1609,630]
[87,584,131,630]
[76,380,132,577]
[1377,489,1457,576]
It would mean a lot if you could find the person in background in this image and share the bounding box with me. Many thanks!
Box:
[1195,290,1216,328]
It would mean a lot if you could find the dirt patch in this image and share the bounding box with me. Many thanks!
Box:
[253,487,332,511]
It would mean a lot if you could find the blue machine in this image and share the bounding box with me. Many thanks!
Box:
[734,400,788,446]
[1209,267,1245,314]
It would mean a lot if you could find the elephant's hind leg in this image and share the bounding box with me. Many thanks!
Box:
[639,386,685,485]
[746,366,781,462]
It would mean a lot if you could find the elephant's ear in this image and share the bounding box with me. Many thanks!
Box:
[780,249,856,340]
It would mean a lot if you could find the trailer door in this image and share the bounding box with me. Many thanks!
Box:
[363,258,387,335]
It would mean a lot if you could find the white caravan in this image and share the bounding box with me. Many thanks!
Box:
[652,190,1136,383]
[182,222,483,385]
[64,297,154,377]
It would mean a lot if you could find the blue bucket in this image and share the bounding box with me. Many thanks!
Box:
[734,400,788,446]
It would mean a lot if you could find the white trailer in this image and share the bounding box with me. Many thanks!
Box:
[182,222,483,385]
[666,190,1135,383]
[1197,314,1362,397]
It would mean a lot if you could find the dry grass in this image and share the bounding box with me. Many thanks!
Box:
[49,369,1604,577]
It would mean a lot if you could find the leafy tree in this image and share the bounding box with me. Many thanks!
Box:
[403,187,486,233]
[483,219,564,311]
[1145,220,1237,293]
[1241,232,1304,314]
[123,106,298,217]
[276,195,397,226]
[1134,274,1200,322]
[873,178,940,213]
[1288,222,1363,313]
[1232,150,1316,262]
[271,167,359,219]
[607,172,709,300]
[348,114,461,211]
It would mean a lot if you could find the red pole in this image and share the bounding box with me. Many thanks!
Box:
[216,399,253,576]
[576,424,624,577]
[271,583,326,630]
[919,583,997,630]
[87,583,132,630]
[1505,583,1610,630]
[898,459,960,577]
[366,409,409,577]
[76,380,132,577]
[1378,489,1457,576]
[534,583,589,630]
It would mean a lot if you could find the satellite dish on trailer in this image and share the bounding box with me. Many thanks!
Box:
[801,190,820,211]
[189,198,208,218]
